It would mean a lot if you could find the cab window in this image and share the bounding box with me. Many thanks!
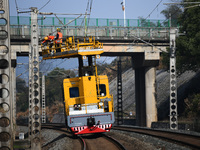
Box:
[99,84,106,96]
[69,87,79,98]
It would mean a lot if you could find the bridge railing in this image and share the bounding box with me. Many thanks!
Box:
[9,16,177,40]
[10,25,170,40]
[10,16,178,27]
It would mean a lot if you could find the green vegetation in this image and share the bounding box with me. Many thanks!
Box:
[176,0,200,74]
[45,67,75,106]
[16,78,29,112]
[184,93,200,119]
[184,93,200,131]
[16,68,76,114]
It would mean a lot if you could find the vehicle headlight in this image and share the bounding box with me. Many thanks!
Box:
[99,102,103,106]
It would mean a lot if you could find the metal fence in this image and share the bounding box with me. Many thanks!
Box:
[10,16,178,27]
[10,25,170,39]
[8,16,175,39]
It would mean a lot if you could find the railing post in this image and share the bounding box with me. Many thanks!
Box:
[117,19,119,27]
[148,20,150,27]
[41,17,43,37]
[17,16,20,35]
[29,17,31,36]
[158,20,160,27]
[107,19,109,37]
[96,18,98,26]
[117,19,119,36]
[107,19,109,26]
[52,17,54,26]
[127,19,129,27]
[74,18,77,36]
[168,20,170,27]
[64,18,66,24]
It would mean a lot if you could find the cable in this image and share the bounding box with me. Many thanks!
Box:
[144,0,163,20]
[54,14,64,25]
[39,0,52,11]
[15,0,19,13]
[14,0,32,13]
[87,0,93,27]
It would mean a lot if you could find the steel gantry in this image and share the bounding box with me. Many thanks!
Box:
[0,0,13,149]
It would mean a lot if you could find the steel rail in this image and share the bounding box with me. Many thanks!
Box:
[103,134,127,150]
[42,124,86,150]
[79,133,126,150]
[112,126,200,150]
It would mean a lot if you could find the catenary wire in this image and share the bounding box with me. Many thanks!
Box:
[39,0,52,11]
[144,0,163,20]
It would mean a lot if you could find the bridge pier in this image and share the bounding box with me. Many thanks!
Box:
[132,54,158,127]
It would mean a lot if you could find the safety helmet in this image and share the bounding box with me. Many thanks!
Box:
[57,28,61,32]
[44,36,48,40]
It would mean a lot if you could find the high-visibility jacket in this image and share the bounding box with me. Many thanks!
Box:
[55,32,63,44]
[42,35,55,43]
[48,35,54,41]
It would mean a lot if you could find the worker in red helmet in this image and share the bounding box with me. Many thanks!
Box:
[55,28,63,52]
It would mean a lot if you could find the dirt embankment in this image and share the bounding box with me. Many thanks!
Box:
[109,68,200,120]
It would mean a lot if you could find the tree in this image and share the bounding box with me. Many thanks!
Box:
[16,78,29,112]
[175,0,200,73]
[45,68,76,106]
[138,17,157,27]
[161,4,182,27]
[184,93,200,119]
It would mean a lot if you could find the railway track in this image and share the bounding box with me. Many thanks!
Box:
[42,124,126,150]
[112,125,200,150]
[80,133,126,150]
[41,124,82,150]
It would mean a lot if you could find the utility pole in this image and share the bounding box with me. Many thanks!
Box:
[29,7,41,149]
[169,28,178,130]
[28,43,32,141]
[42,74,46,123]
[117,57,123,125]
[0,0,13,149]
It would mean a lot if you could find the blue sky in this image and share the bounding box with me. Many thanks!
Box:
[11,0,171,19]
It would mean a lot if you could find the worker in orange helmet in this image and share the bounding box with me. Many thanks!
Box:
[42,33,54,48]
[42,36,49,45]
[55,28,63,52]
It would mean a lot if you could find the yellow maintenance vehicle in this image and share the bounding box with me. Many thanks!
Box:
[41,36,115,134]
